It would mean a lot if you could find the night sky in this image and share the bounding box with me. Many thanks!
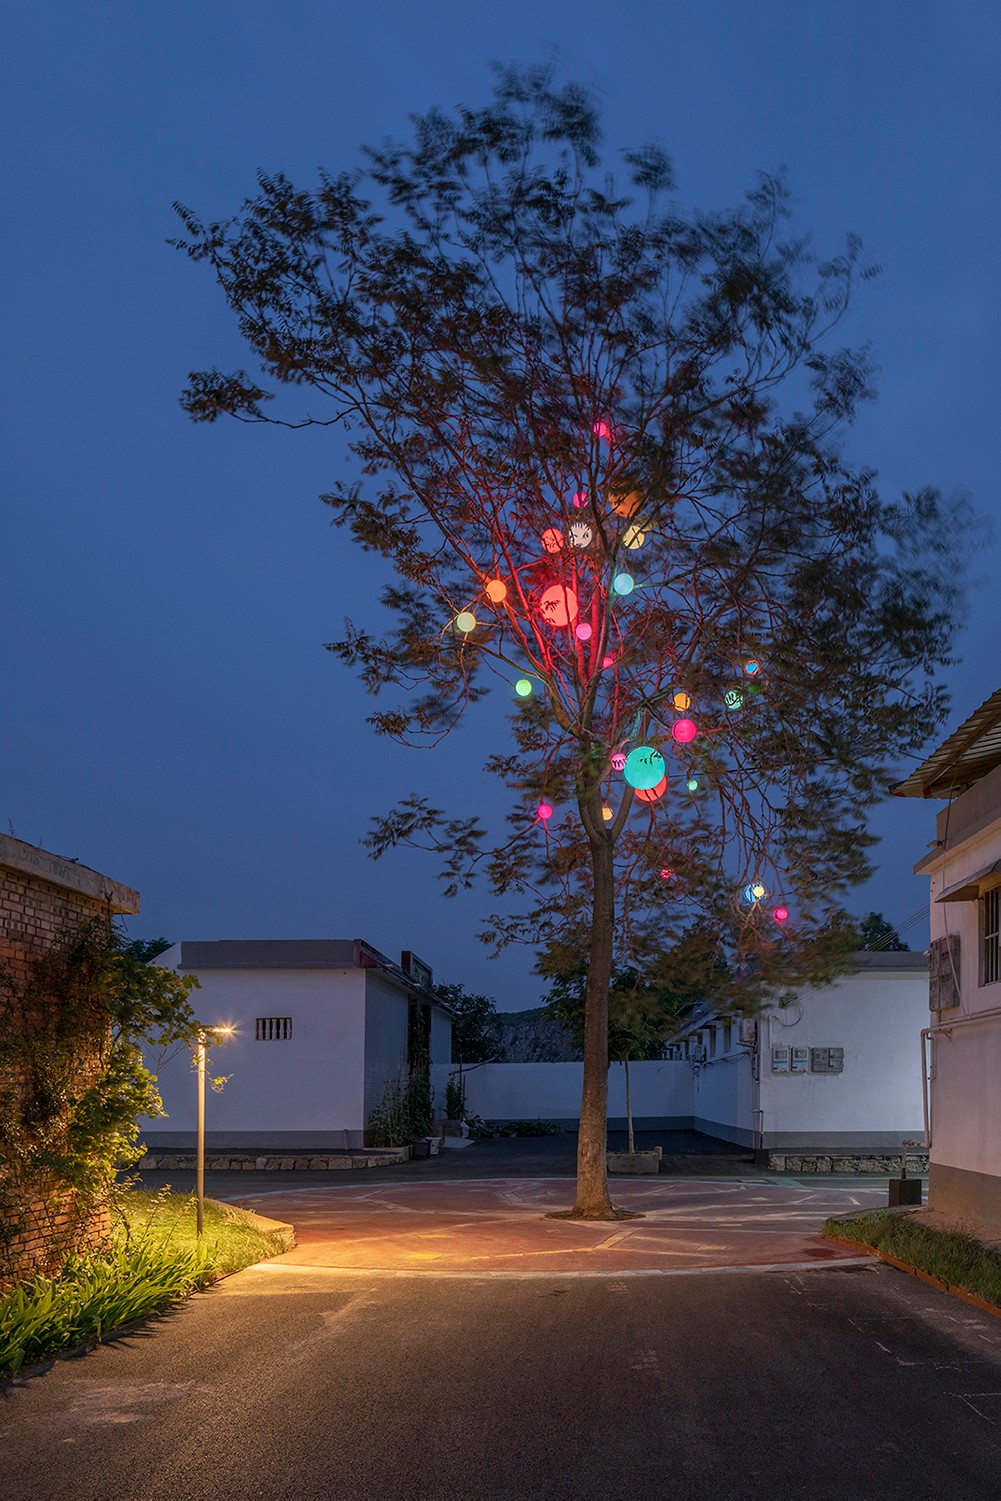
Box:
[4,2,999,1009]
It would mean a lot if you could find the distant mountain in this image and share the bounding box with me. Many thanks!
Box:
[492,1007,581,1063]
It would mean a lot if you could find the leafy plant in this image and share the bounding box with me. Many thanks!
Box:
[444,1076,466,1121]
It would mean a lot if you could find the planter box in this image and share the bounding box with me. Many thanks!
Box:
[607,1149,661,1175]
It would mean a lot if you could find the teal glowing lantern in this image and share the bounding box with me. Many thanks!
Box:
[623,746,666,790]
[515,678,533,697]
[724,689,743,711]
[686,777,700,793]
[612,572,635,596]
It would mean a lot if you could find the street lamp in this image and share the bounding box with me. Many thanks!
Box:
[195,1025,233,1236]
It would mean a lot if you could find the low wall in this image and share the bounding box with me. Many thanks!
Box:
[460,1060,692,1128]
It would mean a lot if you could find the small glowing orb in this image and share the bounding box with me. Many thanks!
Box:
[515,678,533,697]
[772,906,789,923]
[592,420,611,441]
[538,584,579,628]
[610,752,626,771]
[672,718,697,744]
[537,801,554,821]
[742,885,756,904]
[575,621,592,641]
[610,490,642,518]
[659,868,675,882]
[623,523,646,550]
[635,776,667,803]
[602,653,615,669]
[601,804,614,822]
[541,528,564,554]
[724,689,744,711]
[568,521,593,548]
[744,659,761,676]
[455,611,476,633]
[673,691,691,712]
[573,491,588,508]
[612,572,635,596]
[623,746,666,790]
[484,578,508,603]
[686,777,700,793]
[751,882,766,900]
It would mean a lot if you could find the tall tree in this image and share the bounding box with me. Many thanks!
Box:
[435,982,500,1065]
[855,912,909,952]
[174,65,970,1217]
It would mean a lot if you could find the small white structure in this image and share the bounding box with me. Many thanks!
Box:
[896,687,1001,1231]
[139,939,452,1150]
[688,953,929,1152]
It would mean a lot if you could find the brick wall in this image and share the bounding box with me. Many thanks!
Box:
[0,837,139,1288]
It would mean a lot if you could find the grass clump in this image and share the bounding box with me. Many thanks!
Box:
[825,1210,1001,1310]
[1,1186,290,1380]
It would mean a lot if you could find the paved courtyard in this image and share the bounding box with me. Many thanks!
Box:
[228,1176,885,1277]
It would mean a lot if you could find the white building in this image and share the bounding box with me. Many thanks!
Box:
[895,687,1001,1230]
[688,952,929,1154]
[139,939,452,1150]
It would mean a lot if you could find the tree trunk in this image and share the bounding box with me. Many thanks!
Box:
[625,1055,634,1155]
[573,835,615,1217]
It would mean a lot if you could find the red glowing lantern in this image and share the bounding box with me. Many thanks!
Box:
[541,528,564,554]
[635,776,667,803]
[672,718,697,744]
[592,420,611,441]
[538,585,579,628]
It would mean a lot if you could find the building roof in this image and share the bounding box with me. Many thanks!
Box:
[893,687,1001,799]
[0,832,140,913]
[175,939,453,1010]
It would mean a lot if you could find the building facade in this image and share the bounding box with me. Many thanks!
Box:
[140,939,452,1150]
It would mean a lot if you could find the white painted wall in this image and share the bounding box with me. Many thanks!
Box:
[692,1039,756,1147]
[362,972,410,1121]
[460,1061,692,1125]
[756,966,927,1147]
[139,964,369,1146]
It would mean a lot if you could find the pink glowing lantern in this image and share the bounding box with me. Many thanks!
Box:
[602,653,615,669]
[537,801,554,822]
[538,585,579,628]
[575,621,592,641]
[592,420,611,442]
[572,491,588,508]
[672,717,697,744]
[541,528,564,554]
[635,776,667,803]
[772,905,789,924]
[610,752,626,771]
[659,868,675,882]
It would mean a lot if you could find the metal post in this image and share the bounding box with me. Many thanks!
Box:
[196,1037,205,1237]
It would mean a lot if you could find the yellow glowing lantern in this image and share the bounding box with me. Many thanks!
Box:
[673,691,691,712]
[484,578,508,603]
[601,804,614,822]
[622,523,646,550]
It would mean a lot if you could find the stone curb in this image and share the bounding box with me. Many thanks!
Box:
[138,1148,411,1172]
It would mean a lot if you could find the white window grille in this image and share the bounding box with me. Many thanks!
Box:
[983,888,1001,986]
[255,1016,292,1041]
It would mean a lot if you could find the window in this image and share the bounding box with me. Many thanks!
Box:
[983,887,1001,986]
[722,1021,732,1053]
[255,1016,292,1041]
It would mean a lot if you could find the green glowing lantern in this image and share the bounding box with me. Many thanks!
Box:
[623,746,666,790]
[455,610,477,634]
[515,678,533,697]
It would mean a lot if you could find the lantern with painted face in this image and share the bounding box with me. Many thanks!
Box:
[623,746,666,790]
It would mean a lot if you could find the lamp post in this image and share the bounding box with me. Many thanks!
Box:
[195,1026,233,1236]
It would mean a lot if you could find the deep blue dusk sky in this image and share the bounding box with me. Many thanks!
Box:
[3,2,999,1008]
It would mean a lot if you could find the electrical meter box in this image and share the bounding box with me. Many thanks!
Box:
[810,1047,845,1074]
[790,1047,809,1073]
[771,1046,790,1073]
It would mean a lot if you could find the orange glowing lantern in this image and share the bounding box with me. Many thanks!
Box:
[541,528,564,554]
[484,578,508,603]
[538,585,579,628]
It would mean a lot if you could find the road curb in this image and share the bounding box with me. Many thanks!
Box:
[824,1232,1001,1320]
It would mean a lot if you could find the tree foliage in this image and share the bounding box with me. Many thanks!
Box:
[854,911,909,952]
[173,64,971,1213]
[435,981,500,1064]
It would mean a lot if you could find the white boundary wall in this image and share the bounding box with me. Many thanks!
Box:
[461,1060,692,1126]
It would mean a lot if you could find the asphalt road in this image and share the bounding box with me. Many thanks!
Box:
[3,1261,1000,1500]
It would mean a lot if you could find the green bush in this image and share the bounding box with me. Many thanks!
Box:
[825,1210,1001,1310]
[444,1077,465,1120]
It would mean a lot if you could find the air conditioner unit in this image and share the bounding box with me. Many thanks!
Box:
[738,1019,757,1045]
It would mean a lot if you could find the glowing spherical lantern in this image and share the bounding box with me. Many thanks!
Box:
[574,621,592,642]
[610,752,626,771]
[541,528,564,554]
[568,522,593,548]
[635,776,667,803]
[610,490,642,518]
[601,804,614,822]
[623,746,666,790]
[455,610,477,634]
[612,572,635,596]
[673,691,691,712]
[573,491,588,508]
[515,678,533,697]
[744,659,761,676]
[672,718,697,745]
[659,868,675,882]
[592,420,611,441]
[602,654,615,669]
[484,578,508,603]
[686,777,700,793]
[751,882,766,900]
[537,801,553,821]
[724,689,744,711]
[623,523,646,550]
[772,905,789,924]
[538,584,579,628]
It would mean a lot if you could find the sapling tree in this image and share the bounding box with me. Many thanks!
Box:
[174,65,969,1217]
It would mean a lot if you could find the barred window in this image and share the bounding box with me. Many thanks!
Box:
[983,888,1001,986]
[255,1016,292,1041]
